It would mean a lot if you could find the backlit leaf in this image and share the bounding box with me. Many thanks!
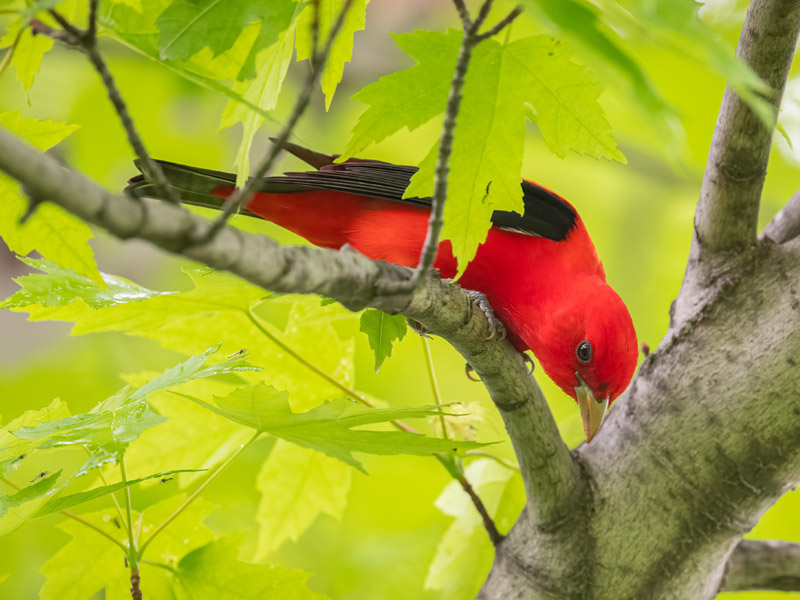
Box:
[33,469,205,517]
[295,0,369,109]
[175,537,330,599]
[359,309,407,372]
[180,383,486,472]
[344,30,621,273]
[0,113,99,283]
[254,440,351,559]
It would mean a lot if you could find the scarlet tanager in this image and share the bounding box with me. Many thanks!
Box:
[128,143,638,443]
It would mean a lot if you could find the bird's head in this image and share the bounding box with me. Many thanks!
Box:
[529,276,638,444]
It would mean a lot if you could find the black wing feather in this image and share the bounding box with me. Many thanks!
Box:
[259,159,577,241]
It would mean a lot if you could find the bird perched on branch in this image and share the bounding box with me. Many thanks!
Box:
[127,142,638,443]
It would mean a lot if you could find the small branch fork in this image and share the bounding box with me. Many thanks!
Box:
[193,0,355,246]
[389,0,522,294]
[30,1,180,205]
[721,540,800,592]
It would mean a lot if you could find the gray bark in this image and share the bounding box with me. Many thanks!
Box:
[1,0,800,598]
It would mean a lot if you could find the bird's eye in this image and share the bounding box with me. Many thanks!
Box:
[576,340,593,364]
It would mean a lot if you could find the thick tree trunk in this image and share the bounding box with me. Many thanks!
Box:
[480,240,800,599]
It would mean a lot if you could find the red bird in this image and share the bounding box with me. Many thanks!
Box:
[128,143,638,443]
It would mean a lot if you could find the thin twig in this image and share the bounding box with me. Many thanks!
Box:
[193,0,355,246]
[395,0,522,294]
[31,7,180,205]
[458,474,504,546]
[475,6,523,42]
[137,432,260,559]
[130,569,142,600]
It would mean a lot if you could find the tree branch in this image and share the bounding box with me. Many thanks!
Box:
[0,126,576,534]
[761,188,800,243]
[30,7,181,205]
[693,0,800,254]
[672,0,800,327]
[722,540,800,592]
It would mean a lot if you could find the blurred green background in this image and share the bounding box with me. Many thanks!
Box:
[1,0,799,598]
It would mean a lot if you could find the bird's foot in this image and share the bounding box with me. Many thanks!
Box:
[465,363,480,382]
[465,289,505,341]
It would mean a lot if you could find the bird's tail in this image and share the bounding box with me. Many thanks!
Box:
[125,159,239,212]
[125,141,339,214]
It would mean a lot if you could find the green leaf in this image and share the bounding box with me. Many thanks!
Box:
[0,470,61,519]
[180,383,486,472]
[344,31,622,274]
[295,0,368,109]
[0,256,165,310]
[123,379,253,486]
[254,439,351,559]
[342,29,460,157]
[33,469,205,517]
[175,537,330,600]
[39,496,215,600]
[11,24,53,90]
[0,398,70,477]
[359,309,407,372]
[0,112,100,284]
[4,265,355,411]
[0,471,62,537]
[221,24,297,188]
[157,0,296,61]
[13,344,256,456]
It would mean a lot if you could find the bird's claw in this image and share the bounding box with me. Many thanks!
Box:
[522,353,535,375]
[465,290,505,341]
[465,362,480,382]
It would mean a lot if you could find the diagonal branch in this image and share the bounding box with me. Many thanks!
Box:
[693,0,800,254]
[31,7,181,206]
[721,539,800,592]
[761,188,800,244]
[0,126,577,530]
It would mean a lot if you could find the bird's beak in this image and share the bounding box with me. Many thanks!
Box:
[574,372,609,443]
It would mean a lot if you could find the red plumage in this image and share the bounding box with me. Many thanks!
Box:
[128,145,638,442]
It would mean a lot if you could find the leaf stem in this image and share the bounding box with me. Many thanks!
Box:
[137,431,260,560]
[119,456,139,570]
[141,558,178,575]
[421,337,449,440]
[30,5,180,205]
